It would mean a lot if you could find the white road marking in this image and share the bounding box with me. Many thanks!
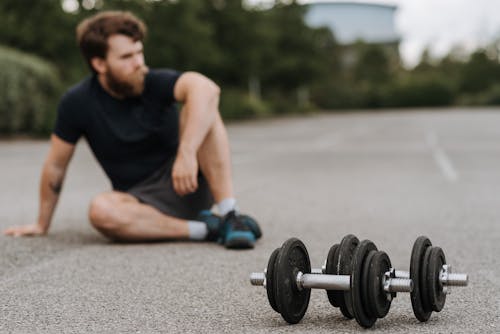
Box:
[426,132,459,182]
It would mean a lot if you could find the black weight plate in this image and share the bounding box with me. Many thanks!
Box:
[427,247,447,312]
[368,251,392,318]
[325,243,341,307]
[410,236,433,322]
[337,234,360,319]
[351,239,378,328]
[332,241,350,317]
[421,246,433,312]
[361,250,377,318]
[266,248,280,313]
[275,238,311,324]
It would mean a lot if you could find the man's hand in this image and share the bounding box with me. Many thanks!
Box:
[3,224,47,237]
[172,147,199,196]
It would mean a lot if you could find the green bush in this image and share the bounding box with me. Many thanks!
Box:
[381,77,455,108]
[263,90,317,115]
[0,45,62,135]
[458,84,500,106]
[313,81,394,110]
[219,89,271,119]
[481,84,500,105]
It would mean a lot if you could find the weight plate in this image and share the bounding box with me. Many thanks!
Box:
[337,234,360,319]
[351,239,378,328]
[368,251,392,318]
[410,236,433,322]
[421,246,433,312]
[331,241,348,317]
[325,243,341,307]
[275,238,311,324]
[266,248,280,313]
[361,250,377,318]
[427,247,447,312]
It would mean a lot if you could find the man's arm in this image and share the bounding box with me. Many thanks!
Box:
[171,71,221,196]
[3,135,75,236]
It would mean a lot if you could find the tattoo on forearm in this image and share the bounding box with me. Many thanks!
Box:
[49,181,62,195]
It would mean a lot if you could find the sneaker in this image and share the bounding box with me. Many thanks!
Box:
[220,210,258,249]
[237,213,262,240]
[196,210,222,241]
[196,210,263,243]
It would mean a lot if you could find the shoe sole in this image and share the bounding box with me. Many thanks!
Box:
[225,237,255,249]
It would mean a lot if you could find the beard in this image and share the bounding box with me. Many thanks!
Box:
[105,65,148,98]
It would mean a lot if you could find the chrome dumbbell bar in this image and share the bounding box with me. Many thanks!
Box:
[306,263,468,292]
[250,269,413,293]
[396,265,468,288]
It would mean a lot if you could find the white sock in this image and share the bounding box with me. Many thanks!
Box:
[217,198,237,216]
[187,221,208,240]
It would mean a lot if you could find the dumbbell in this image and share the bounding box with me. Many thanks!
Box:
[321,234,413,327]
[407,236,468,322]
[249,236,413,327]
[294,235,469,323]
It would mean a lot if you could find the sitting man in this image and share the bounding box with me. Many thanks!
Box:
[3,11,261,249]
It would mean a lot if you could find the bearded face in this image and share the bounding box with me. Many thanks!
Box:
[105,64,148,98]
[93,35,149,99]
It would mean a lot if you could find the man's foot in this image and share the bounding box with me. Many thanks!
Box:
[196,210,262,248]
[220,210,261,249]
[236,213,262,240]
[196,210,222,241]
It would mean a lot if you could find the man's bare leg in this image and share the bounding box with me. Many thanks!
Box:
[88,191,189,242]
[180,107,234,203]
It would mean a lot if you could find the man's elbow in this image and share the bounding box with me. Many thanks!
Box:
[209,81,221,100]
[207,81,221,109]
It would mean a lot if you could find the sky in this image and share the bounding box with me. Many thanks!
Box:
[247,0,500,67]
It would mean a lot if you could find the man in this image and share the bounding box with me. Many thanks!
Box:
[3,11,262,249]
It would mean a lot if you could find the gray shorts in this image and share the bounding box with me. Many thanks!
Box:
[127,159,214,220]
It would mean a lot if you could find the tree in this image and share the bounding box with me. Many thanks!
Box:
[459,50,500,94]
[353,44,391,84]
[0,0,85,81]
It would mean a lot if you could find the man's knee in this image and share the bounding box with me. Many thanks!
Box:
[88,192,130,237]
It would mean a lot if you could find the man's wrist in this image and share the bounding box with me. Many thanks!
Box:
[177,143,197,157]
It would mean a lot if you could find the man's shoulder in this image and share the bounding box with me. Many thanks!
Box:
[54,76,95,143]
[146,68,182,83]
[60,75,95,106]
[145,68,182,102]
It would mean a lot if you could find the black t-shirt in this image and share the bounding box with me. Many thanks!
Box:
[53,69,182,191]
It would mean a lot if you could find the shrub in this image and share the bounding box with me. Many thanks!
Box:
[219,89,271,119]
[381,77,455,108]
[0,45,62,135]
[458,84,500,106]
[310,82,364,110]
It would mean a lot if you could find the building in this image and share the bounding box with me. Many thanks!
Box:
[304,1,400,66]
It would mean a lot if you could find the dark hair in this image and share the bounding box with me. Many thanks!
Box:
[76,11,147,72]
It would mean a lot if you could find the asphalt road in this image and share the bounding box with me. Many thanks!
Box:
[1,108,499,333]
